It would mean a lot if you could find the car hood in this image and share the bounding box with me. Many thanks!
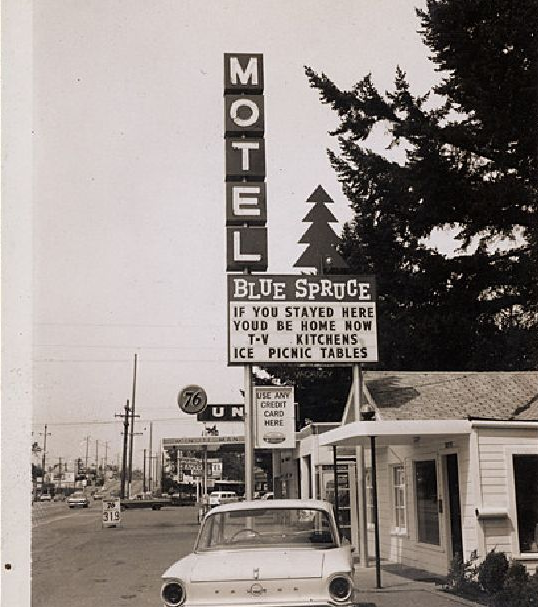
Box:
[163,549,326,582]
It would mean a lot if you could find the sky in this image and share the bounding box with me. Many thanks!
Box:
[30,0,444,470]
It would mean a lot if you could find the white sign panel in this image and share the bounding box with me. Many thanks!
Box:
[162,436,245,448]
[228,275,378,365]
[254,386,295,449]
[102,500,121,528]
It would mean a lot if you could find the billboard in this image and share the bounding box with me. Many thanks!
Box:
[228,274,378,365]
[254,386,295,449]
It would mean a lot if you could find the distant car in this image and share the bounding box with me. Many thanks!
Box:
[39,494,52,502]
[261,492,274,500]
[53,493,66,502]
[67,492,89,508]
[93,492,105,500]
[208,491,237,507]
[161,499,354,607]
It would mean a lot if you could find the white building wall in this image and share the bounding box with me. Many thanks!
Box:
[476,425,538,567]
[364,436,473,576]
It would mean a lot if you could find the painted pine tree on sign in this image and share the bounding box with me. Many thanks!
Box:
[294,185,348,273]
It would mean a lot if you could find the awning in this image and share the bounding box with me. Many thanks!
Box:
[319,419,472,448]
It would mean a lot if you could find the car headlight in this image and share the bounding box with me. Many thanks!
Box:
[161,580,185,607]
[328,573,353,602]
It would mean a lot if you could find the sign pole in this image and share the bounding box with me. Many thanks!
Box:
[354,363,369,568]
[244,363,254,500]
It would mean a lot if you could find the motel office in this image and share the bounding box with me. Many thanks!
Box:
[273,371,538,575]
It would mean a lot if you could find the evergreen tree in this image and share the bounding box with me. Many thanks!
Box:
[303,0,537,371]
[294,185,348,272]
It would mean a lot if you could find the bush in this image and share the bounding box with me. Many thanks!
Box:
[492,565,538,607]
[478,550,509,594]
[446,554,480,594]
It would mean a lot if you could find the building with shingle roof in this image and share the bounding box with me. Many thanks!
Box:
[279,371,538,579]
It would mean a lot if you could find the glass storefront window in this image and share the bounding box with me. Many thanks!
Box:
[513,455,538,553]
[415,460,440,545]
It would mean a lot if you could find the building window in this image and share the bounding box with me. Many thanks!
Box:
[513,455,538,553]
[415,460,440,545]
[392,465,406,533]
[365,468,374,525]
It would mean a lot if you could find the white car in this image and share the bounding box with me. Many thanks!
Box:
[66,492,90,508]
[161,499,355,607]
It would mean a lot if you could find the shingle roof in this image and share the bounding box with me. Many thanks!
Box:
[363,372,538,421]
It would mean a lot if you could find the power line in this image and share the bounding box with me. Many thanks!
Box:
[32,417,205,427]
[34,344,220,350]
[33,358,223,363]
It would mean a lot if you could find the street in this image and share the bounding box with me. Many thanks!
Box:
[31,502,481,607]
[32,503,199,607]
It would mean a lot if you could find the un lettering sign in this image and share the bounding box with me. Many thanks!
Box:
[224,53,267,272]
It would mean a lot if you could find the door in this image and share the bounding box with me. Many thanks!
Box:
[446,454,463,561]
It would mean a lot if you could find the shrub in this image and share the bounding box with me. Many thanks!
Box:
[445,554,480,594]
[478,550,509,594]
[492,564,538,607]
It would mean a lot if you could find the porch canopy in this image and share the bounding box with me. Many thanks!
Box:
[319,419,472,448]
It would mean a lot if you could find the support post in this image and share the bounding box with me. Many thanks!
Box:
[354,364,369,567]
[370,435,382,588]
[244,364,254,500]
[333,445,340,534]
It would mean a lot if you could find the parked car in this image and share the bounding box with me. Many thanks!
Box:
[53,493,66,502]
[92,491,105,500]
[66,492,89,508]
[39,493,52,502]
[161,499,354,607]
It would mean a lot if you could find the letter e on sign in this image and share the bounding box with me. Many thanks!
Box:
[226,182,267,225]
[224,54,264,93]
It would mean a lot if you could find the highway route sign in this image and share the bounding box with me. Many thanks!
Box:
[102,500,121,528]
[178,384,208,415]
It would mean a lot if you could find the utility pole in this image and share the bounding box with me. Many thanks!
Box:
[83,435,91,472]
[128,353,138,498]
[40,425,51,479]
[115,400,130,499]
[95,439,99,481]
[143,448,146,492]
[58,457,62,490]
[148,421,153,492]
[101,441,110,476]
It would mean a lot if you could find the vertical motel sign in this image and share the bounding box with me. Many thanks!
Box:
[224,53,268,271]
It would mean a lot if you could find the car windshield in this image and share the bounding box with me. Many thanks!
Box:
[196,507,338,551]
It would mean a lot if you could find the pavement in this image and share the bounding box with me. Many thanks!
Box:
[353,563,482,607]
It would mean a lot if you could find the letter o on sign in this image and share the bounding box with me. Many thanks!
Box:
[178,385,208,415]
[230,98,260,128]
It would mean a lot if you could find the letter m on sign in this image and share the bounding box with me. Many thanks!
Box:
[224,54,264,93]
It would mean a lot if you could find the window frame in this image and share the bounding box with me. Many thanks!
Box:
[365,467,375,529]
[390,463,407,536]
[413,458,441,547]
[506,447,538,558]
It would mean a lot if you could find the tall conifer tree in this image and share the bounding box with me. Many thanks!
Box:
[304,0,537,370]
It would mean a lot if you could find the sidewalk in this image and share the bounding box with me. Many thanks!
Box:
[353,564,483,607]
